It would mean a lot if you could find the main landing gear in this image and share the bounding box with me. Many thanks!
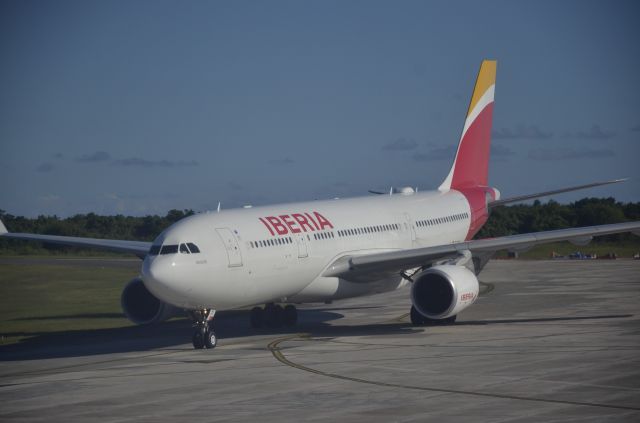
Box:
[410,305,456,326]
[191,309,217,350]
[250,303,298,329]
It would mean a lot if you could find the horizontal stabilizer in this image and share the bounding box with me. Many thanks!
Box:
[489,179,627,207]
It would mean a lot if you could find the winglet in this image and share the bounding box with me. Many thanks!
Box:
[0,219,8,235]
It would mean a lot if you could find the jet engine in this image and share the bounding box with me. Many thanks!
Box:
[120,277,180,324]
[411,265,479,320]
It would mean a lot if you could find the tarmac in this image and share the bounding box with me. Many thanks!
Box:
[1,259,639,422]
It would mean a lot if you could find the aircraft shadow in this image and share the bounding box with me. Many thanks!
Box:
[3,311,628,362]
[0,308,413,361]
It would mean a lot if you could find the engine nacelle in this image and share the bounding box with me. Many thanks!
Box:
[121,277,180,324]
[411,265,479,320]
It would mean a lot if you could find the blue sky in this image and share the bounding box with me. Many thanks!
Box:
[1,0,639,217]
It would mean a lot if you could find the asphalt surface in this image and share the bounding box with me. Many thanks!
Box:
[1,259,639,422]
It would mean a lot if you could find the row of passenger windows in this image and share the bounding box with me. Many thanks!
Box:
[148,242,201,256]
[247,215,467,251]
[250,237,293,249]
[416,212,469,228]
[314,231,335,240]
[338,223,399,238]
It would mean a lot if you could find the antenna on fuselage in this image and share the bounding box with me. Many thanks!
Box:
[217,202,221,213]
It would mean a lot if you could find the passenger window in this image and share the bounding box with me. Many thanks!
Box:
[179,244,190,254]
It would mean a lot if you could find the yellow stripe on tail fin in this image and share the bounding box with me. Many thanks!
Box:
[439,60,497,191]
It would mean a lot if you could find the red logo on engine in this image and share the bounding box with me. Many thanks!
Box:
[460,292,475,302]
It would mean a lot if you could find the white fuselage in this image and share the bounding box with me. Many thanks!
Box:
[141,189,474,310]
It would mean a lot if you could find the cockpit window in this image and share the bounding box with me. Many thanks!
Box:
[187,243,200,253]
[149,245,161,255]
[160,244,179,255]
[179,243,190,254]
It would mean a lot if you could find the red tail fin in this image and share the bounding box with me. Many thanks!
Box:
[439,60,497,190]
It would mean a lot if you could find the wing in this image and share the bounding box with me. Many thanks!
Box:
[0,220,151,257]
[489,179,626,207]
[323,221,640,282]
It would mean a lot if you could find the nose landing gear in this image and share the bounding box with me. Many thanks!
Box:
[191,309,217,349]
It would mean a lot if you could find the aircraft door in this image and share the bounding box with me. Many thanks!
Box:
[296,234,309,258]
[215,228,243,267]
[404,213,416,242]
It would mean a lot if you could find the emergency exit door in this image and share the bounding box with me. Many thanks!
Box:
[215,228,243,267]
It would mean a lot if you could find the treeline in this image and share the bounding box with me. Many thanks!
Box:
[476,197,639,240]
[0,209,194,255]
[0,198,639,255]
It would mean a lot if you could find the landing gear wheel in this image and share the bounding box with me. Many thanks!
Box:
[192,328,205,349]
[191,308,216,350]
[410,306,457,326]
[283,305,298,326]
[205,329,217,349]
[250,306,264,328]
[443,315,457,325]
[410,305,427,326]
[264,303,284,328]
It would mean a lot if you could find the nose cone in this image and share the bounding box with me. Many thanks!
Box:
[142,256,192,307]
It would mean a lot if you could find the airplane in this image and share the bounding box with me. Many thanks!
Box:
[2,60,639,350]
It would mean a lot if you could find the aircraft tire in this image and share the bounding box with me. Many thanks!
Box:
[444,315,457,324]
[264,304,284,328]
[192,328,205,349]
[204,329,217,349]
[283,305,298,326]
[410,305,427,326]
[250,307,264,328]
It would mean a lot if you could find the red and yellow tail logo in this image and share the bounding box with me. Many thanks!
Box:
[439,60,497,190]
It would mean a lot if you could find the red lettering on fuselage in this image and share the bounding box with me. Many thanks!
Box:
[291,213,314,232]
[259,217,275,236]
[259,211,333,235]
[265,216,288,235]
[304,213,320,230]
[279,215,301,234]
[314,211,334,230]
